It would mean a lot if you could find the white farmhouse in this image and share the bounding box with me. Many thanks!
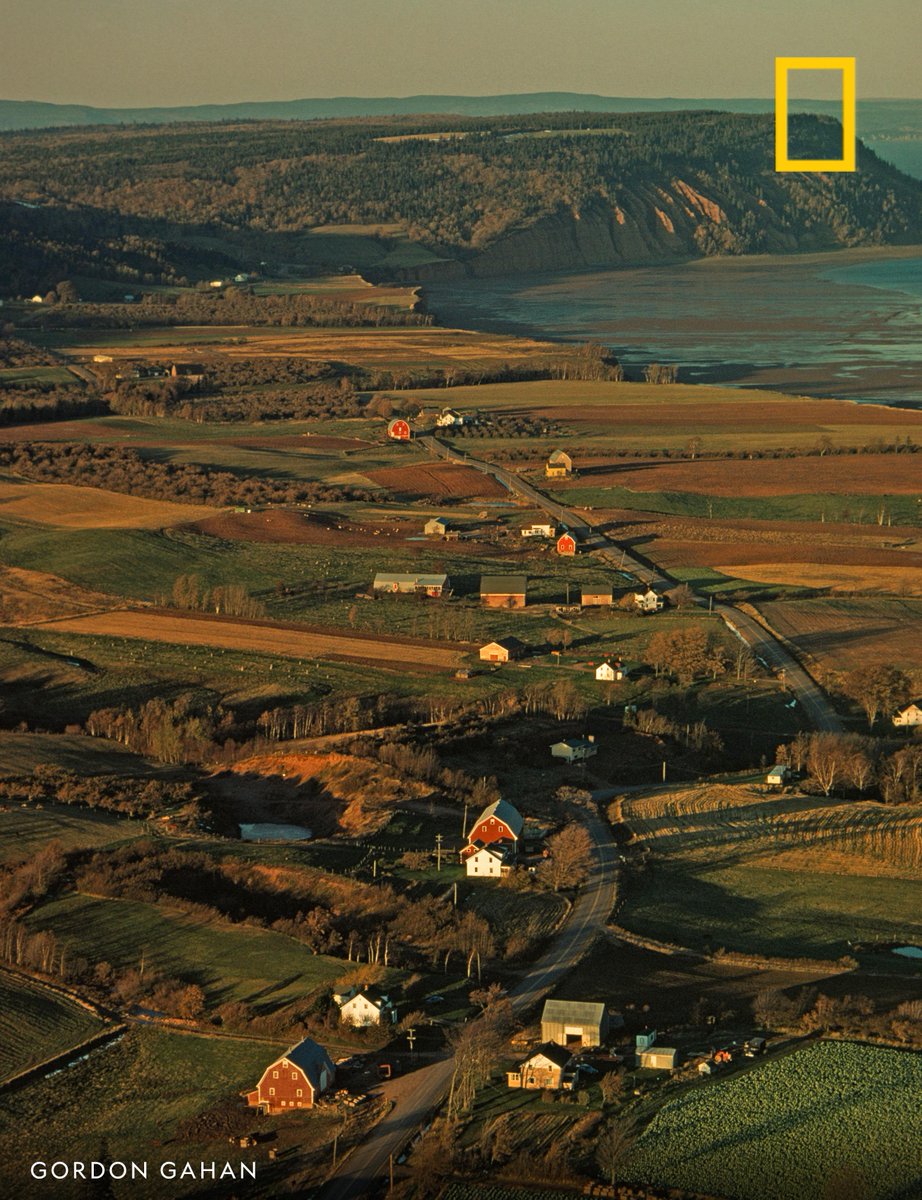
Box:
[337,988,397,1027]
[595,661,622,682]
[465,845,510,878]
[893,702,922,728]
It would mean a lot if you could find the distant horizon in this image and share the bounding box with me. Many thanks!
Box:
[3,1,919,107]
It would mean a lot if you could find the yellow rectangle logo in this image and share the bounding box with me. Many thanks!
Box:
[775,56,856,172]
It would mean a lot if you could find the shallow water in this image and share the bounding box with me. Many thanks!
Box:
[428,250,922,405]
[239,822,312,841]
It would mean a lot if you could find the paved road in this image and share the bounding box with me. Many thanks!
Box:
[420,435,842,732]
[318,804,618,1200]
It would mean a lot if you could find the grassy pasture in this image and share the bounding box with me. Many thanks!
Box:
[0,731,156,778]
[0,971,106,1082]
[624,1041,922,1200]
[0,365,75,386]
[0,1027,299,1200]
[618,783,922,957]
[25,892,343,1009]
[0,804,147,863]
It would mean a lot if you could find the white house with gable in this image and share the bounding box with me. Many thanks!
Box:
[337,988,397,1027]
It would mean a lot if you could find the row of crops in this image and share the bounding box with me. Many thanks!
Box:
[623,1041,922,1200]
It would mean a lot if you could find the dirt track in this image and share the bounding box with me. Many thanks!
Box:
[40,609,466,671]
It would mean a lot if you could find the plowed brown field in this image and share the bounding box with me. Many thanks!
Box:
[40,609,466,670]
[364,463,505,499]
[566,453,922,495]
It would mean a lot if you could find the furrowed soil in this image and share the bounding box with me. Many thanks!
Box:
[37,608,467,670]
[363,462,507,499]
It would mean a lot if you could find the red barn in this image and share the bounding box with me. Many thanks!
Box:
[387,417,412,441]
[556,531,577,556]
[460,798,523,861]
[246,1038,335,1114]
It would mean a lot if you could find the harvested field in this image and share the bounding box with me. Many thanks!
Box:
[47,324,575,371]
[364,463,506,499]
[0,564,118,624]
[0,479,218,529]
[721,562,922,592]
[755,597,922,681]
[228,433,371,453]
[565,453,922,496]
[38,608,467,670]
[0,971,106,1084]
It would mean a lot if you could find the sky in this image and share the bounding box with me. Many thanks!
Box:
[2,0,919,107]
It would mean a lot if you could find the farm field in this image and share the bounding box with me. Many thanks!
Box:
[754,597,922,684]
[624,1041,922,1200]
[0,971,106,1082]
[39,323,576,372]
[0,563,122,624]
[249,272,421,309]
[397,379,922,450]
[39,608,468,671]
[617,783,922,957]
[0,365,74,385]
[363,462,507,499]
[0,1027,307,1200]
[0,479,219,529]
[0,803,148,862]
[24,892,344,1008]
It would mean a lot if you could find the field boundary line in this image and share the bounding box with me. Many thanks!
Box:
[0,1025,127,1094]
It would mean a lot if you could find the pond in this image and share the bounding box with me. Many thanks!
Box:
[239,822,313,842]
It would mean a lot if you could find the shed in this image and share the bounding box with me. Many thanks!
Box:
[246,1038,335,1113]
[541,999,608,1048]
[582,586,613,607]
[480,575,527,609]
[638,1047,679,1071]
[766,764,792,786]
[479,637,527,664]
[545,450,573,478]
[424,517,452,537]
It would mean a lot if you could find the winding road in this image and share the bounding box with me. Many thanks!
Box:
[419,435,842,733]
[318,805,618,1200]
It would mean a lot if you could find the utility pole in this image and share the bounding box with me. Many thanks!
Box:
[332,1133,338,1169]
[389,1154,395,1193]
[453,881,458,907]
[435,833,443,871]
[406,1026,416,1058]
[461,802,468,839]
[662,759,667,783]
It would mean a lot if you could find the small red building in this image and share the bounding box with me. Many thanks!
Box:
[556,532,577,556]
[387,417,412,441]
[460,798,523,861]
[246,1038,335,1114]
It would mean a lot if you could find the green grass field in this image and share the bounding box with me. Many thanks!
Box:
[0,365,75,386]
[0,731,157,778]
[0,1027,299,1199]
[0,971,106,1082]
[25,893,344,1009]
[0,806,147,864]
[625,1041,922,1200]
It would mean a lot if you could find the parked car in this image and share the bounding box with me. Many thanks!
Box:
[745,1037,767,1057]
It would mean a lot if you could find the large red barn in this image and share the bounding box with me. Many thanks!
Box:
[556,531,577,556]
[246,1038,335,1114]
[386,417,412,441]
[460,798,523,861]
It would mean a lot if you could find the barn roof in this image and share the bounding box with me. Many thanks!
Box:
[283,1038,335,1092]
[471,798,523,837]
[541,999,607,1027]
[481,637,527,651]
[480,575,527,594]
[547,449,572,464]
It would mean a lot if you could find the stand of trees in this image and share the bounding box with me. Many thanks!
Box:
[778,730,922,803]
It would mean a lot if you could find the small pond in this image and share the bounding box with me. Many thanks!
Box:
[239,822,312,842]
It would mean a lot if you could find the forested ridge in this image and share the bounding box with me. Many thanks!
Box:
[1,110,920,288]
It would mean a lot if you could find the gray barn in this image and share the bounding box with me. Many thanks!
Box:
[540,999,609,1048]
